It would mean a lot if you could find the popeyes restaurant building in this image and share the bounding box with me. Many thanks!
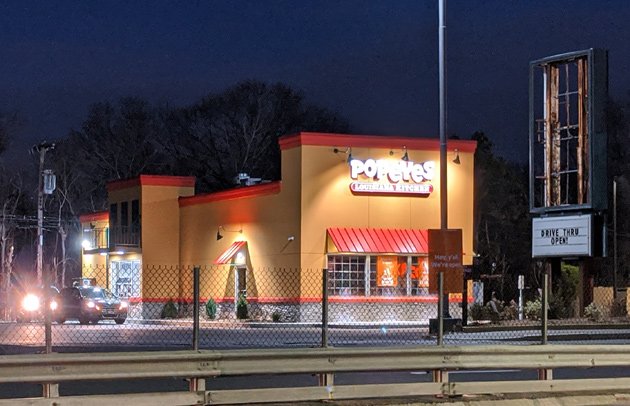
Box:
[80,132,476,322]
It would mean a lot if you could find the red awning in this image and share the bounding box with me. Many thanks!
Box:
[327,228,428,255]
[214,241,247,264]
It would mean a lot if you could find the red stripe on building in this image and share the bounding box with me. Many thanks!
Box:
[179,182,281,207]
[279,132,477,153]
[79,211,108,223]
[107,175,196,192]
[328,228,429,254]
[134,296,472,304]
[214,241,247,264]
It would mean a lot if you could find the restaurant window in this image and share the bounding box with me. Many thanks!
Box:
[369,256,408,296]
[120,201,129,228]
[410,257,429,296]
[327,255,366,296]
[131,199,140,230]
[109,203,118,227]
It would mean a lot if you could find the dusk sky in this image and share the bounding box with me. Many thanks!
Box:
[1,0,629,166]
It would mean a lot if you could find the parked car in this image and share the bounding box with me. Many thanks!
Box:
[15,285,60,323]
[55,286,128,325]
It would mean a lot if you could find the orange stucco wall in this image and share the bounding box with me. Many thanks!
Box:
[81,134,476,302]
[178,133,476,301]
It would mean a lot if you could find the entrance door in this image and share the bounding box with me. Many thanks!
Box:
[110,260,141,299]
[235,267,247,301]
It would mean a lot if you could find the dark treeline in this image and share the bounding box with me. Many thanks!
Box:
[1,81,629,307]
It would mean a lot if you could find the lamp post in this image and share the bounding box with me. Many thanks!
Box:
[613,177,618,299]
[33,141,55,286]
[438,0,451,333]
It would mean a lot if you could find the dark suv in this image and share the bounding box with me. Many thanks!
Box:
[56,286,128,324]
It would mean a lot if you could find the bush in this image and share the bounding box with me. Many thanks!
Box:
[470,303,485,321]
[271,311,282,322]
[549,264,579,319]
[610,297,627,318]
[205,298,217,320]
[161,299,178,319]
[236,294,248,320]
[500,301,518,321]
[584,302,603,322]
[524,299,542,320]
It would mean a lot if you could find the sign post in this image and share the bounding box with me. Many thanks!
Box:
[428,229,463,335]
[518,274,524,320]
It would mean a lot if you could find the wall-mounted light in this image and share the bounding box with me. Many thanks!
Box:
[402,146,409,162]
[452,149,461,165]
[216,225,243,241]
[333,147,353,163]
[81,239,92,250]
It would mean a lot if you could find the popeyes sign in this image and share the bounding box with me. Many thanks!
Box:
[349,158,435,196]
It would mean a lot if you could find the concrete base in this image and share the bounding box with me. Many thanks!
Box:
[429,317,462,334]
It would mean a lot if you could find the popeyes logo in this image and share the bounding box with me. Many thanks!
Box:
[348,159,435,196]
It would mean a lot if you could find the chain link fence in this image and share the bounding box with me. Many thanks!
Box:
[1,263,629,355]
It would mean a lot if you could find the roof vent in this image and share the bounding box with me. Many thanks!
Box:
[235,173,262,187]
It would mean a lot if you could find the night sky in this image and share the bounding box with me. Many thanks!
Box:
[1,0,629,166]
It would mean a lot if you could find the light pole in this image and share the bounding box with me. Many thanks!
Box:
[438,0,451,334]
[33,141,55,286]
[613,177,618,299]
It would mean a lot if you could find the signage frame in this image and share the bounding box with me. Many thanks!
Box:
[532,214,592,258]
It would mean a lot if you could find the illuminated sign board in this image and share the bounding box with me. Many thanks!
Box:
[532,214,592,257]
[349,159,435,196]
[428,229,463,294]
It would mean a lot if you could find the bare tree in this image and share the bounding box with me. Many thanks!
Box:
[0,170,23,320]
[159,80,350,192]
[67,97,167,207]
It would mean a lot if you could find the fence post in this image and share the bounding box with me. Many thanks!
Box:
[433,271,449,383]
[322,268,329,348]
[437,272,444,346]
[45,270,52,354]
[541,264,549,345]
[192,266,200,351]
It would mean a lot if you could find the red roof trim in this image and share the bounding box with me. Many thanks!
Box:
[107,175,195,192]
[279,132,477,153]
[79,211,108,223]
[132,295,471,304]
[213,241,247,264]
[328,227,429,254]
[179,181,281,207]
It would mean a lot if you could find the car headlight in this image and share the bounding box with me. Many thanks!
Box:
[119,301,128,310]
[87,301,96,308]
[50,300,58,311]
[22,294,40,312]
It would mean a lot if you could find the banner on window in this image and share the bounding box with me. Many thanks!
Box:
[376,256,398,287]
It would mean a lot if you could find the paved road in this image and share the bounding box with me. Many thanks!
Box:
[2,320,630,354]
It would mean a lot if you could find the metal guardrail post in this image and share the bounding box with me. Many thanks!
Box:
[542,265,549,345]
[437,272,444,346]
[322,268,329,348]
[42,383,59,398]
[193,266,200,351]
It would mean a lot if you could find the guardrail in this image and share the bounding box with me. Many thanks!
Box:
[3,344,630,405]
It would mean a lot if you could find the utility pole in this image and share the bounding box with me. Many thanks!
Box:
[34,141,55,286]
